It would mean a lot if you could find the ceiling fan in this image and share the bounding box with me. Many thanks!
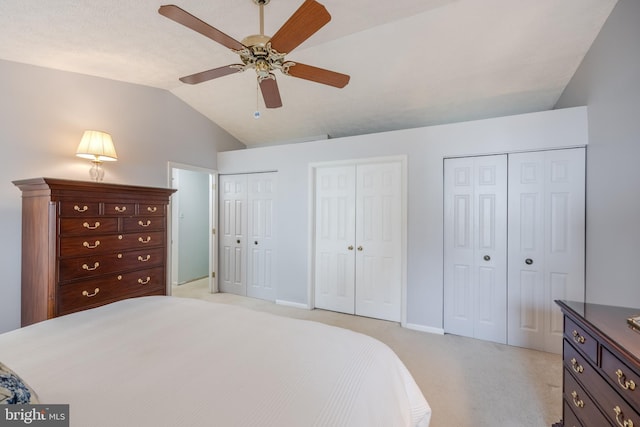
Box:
[158,0,350,109]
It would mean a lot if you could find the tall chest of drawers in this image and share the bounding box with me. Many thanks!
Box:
[556,300,640,427]
[14,178,176,326]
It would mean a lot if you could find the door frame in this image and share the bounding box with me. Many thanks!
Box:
[308,155,408,325]
[167,162,218,294]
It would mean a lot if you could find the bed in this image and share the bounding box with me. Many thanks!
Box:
[0,296,431,426]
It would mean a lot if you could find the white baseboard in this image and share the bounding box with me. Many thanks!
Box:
[403,323,445,335]
[275,299,311,310]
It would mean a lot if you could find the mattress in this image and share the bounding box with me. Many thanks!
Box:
[0,296,431,427]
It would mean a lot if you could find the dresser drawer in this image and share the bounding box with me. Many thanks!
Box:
[59,231,165,256]
[58,266,165,315]
[59,201,101,216]
[563,368,610,427]
[138,202,166,216]
[59,217,119,235]
[563,339,596,383]
[123,216,165,232]
[58,247,165,281]
[601,346,640,410]
[565,316,599,364]
[563,400,583,427]
[103,202,136,216]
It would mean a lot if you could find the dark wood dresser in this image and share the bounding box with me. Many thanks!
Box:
[556,300,640,427]
[14,178,176,326]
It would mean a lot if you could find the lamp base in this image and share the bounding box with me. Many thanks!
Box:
[89,161,105,182]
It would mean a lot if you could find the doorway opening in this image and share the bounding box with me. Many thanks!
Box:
[168,162,218,295]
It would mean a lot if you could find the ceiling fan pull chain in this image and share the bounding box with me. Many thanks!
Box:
[254,81,261,119]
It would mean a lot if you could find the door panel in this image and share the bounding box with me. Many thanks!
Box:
[354,162,402,322]
[314,166,357,314]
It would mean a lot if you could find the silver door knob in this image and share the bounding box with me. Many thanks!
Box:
[357,246,363,251]
[483,255,490,261]
[525,258,533,265]
[348,245,354,250]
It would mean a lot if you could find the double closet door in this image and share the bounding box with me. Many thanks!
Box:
[444,148,585,353]
[314,160,403,322]
[219,173,277,301]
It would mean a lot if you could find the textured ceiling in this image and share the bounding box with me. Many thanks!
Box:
[0,0,618,146]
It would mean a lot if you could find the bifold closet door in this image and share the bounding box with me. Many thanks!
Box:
[219,174,248,296]
[507,148,585,354]
[246,173,277,302]
[444,155,508,344]
[314,161,403,322]
[219,173,277,301]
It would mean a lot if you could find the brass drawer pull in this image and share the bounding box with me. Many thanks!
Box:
[114,206,127,213]
[82,262,100,271]
[571,391,584,408]
[147,206,158,213]
[138,220,152,227]
[572,330,585,344]
[83,221,100,230]
[83,240,101,249]
[74,205,88,212]
[138,236,151,244]
[616,369,637,391]
[82,288,100,298]
[614,406,634,427]
[570,358,584,374]
[138,277,151,285]
[138,255,151,262]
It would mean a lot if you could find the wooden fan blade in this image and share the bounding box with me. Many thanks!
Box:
[159,5,245,51]
[269,0,331,54]
[285,62,350,88]
[259,77,283,108]
[179,65,243,85]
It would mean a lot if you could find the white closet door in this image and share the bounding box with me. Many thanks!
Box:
[314,165,357,314]
[508,148,585,353]
[246,173,277,301]
[354,162,402,322]
[444,155,508,344]
[219,175,248,295]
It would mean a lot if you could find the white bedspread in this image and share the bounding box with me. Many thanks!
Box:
[0,296,431,427]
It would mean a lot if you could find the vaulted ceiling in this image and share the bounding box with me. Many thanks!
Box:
[0,0,618,146]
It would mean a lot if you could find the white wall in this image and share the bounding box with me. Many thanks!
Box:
[217,107,588,329]
[0,59,244,333]
[555,0,640,307]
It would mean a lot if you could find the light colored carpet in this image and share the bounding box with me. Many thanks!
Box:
[172,279,562,427]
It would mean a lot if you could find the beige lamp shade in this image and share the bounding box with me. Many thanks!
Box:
[76,130,118,162]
